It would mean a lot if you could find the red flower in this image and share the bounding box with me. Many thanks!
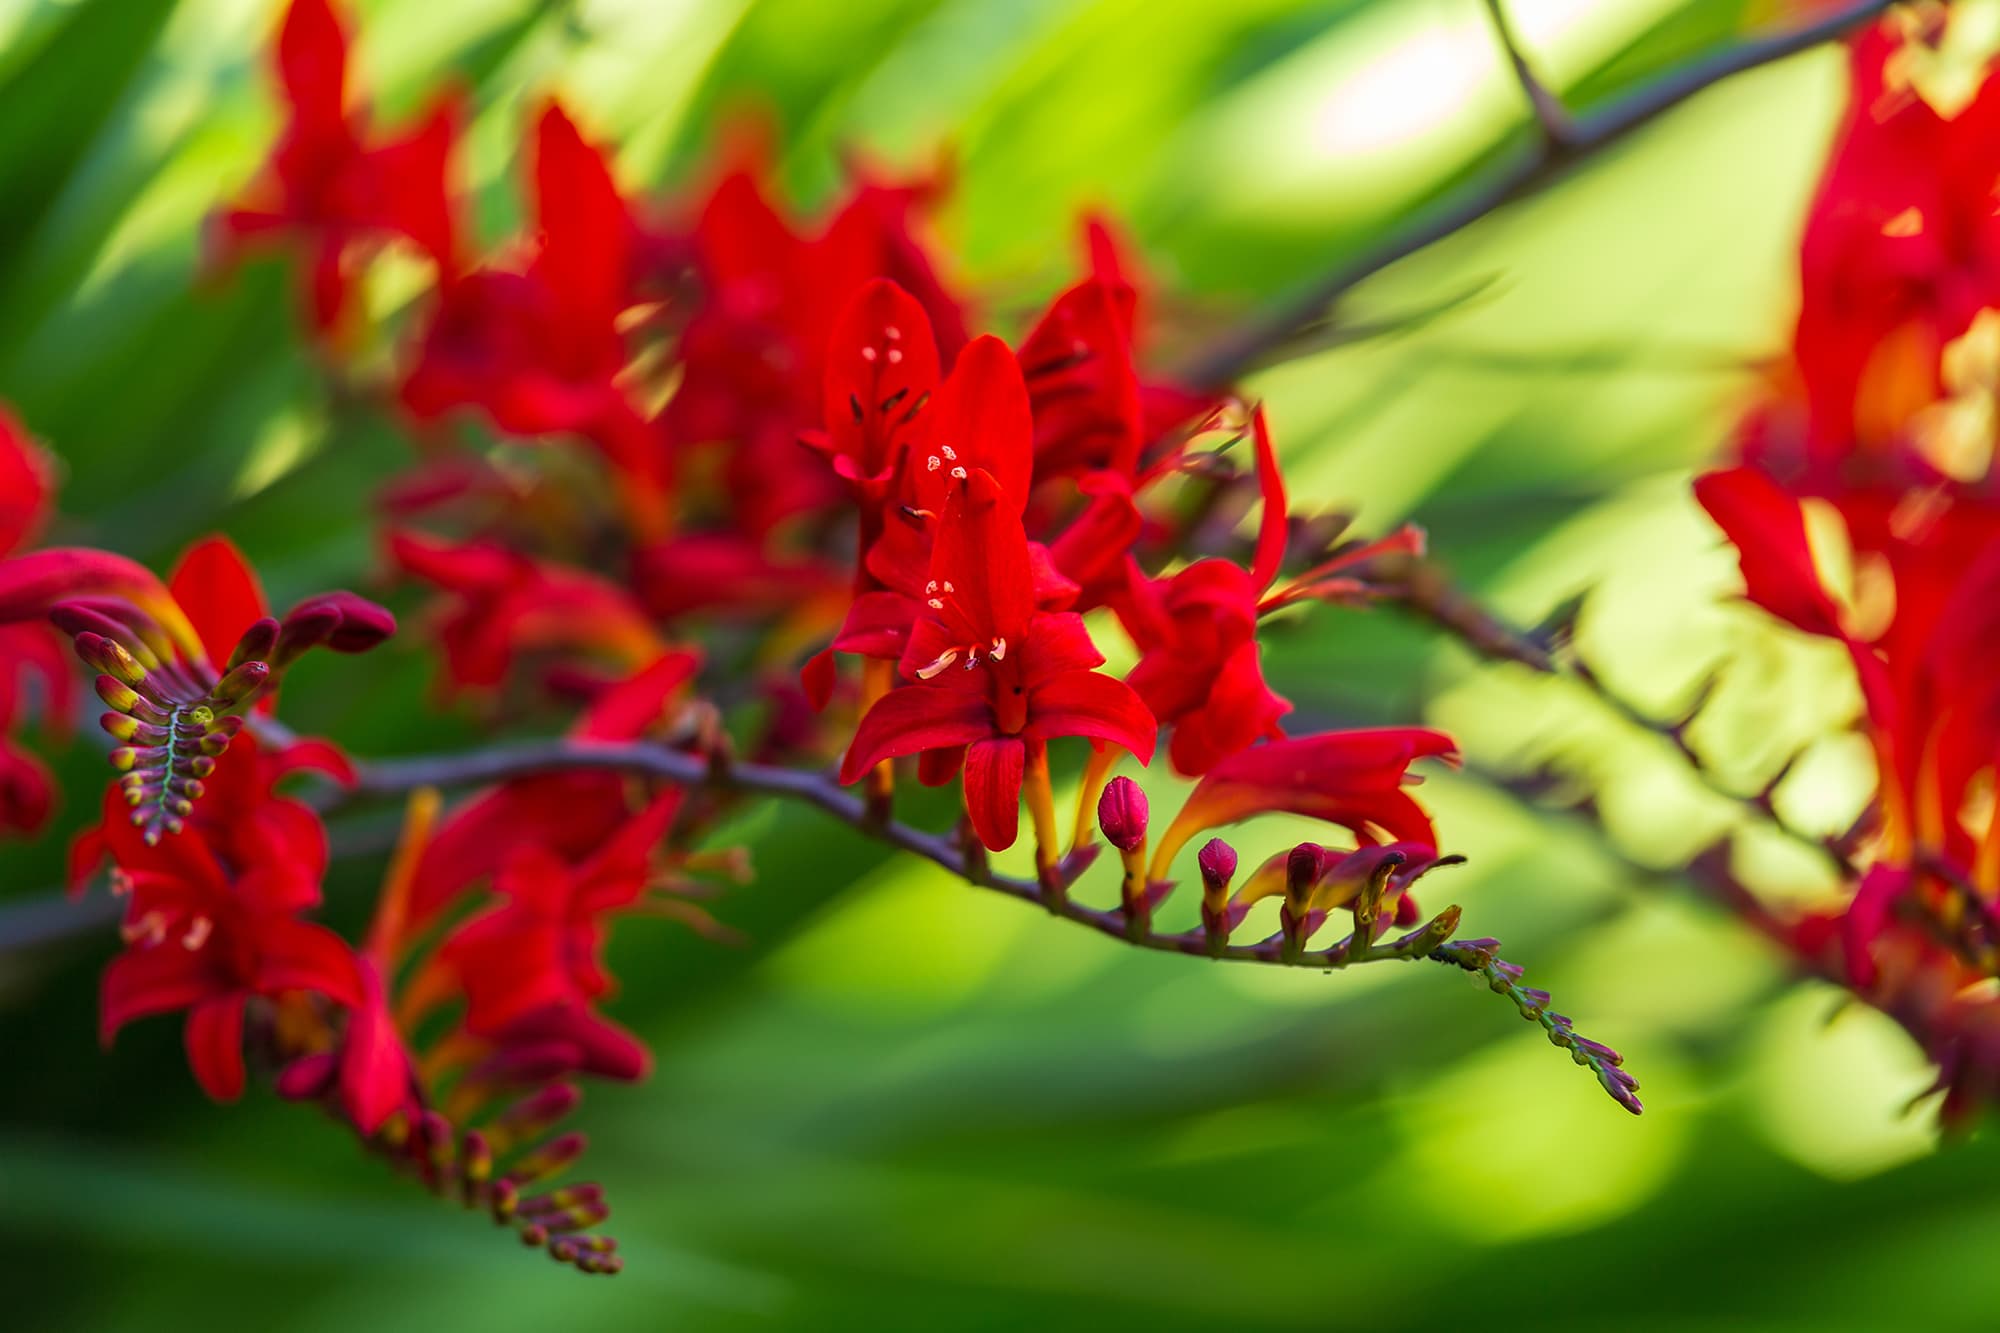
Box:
[1148,727,1459,885]
[439,792,681,1066]
[90,735,361,1101]
[1021,220,1217,486]
[1696,465,2000,985]
[0,407,69,836]
[404,652,698,929]
[212,0,459,334]
[841,471,1155,850]
[1746,16,2000,483]
[1120,409,1421,775]
[387,529,666,696]
[401,102,668,535]
[662,147,970,536]
[0,534,390,840]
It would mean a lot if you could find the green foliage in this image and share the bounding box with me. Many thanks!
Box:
[2,1,1982,1328]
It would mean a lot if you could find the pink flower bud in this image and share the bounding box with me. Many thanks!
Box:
[1285,842,1327,896]
[1096,775,1149,852]
[1197,837,1237,889]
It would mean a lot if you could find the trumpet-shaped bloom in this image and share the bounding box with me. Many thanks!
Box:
[842,472,1155,850]
[1149,727,1459,883]
[212,0,459,333]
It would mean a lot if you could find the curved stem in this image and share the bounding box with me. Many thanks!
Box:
[1176,0,1891,389]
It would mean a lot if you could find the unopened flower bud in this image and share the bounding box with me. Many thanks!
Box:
[1285,842,1327,900]
[206,660,270,712]
[1096,776,1148,853]
[1197,838,1237,891]
[273,601,343,664]
[226,616,280,669]
[286,591,396,654]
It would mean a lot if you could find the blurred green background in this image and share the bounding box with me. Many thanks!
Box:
[2,0,1985,1328]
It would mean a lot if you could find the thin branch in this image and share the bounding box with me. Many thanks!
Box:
[0,729,1637,1107]
[1482,0,1577,148]
[1378,556,1857,877]
[346,739,1391,966]
[1177,0,1893,389]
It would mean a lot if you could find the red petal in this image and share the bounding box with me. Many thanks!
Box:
[533,101,631,341]
[576,650,701,740]
[0,741,54,837]
[0,408,55,557]
[1021,277,1143,481]
[186,995,248,1102]
[917,335,1033,515]
[824,279,941,483]
[1021,669,1156,763]
[1016,612,1105,685]
[168,536,269,666]
[277,0,348,141]
[341,958,413,1133]
[1693,467,1843,637]
[1165,639,1291,776]
[918,745,965,787]
[962,736,1026,851]
[1150,728,1458,880]
[1248,407,1290,592]
[801,644,837,712]
[840,685,993,783]
[930,471,1034,647]
[0,548,201,659]
[252,917,362,1006]
[268,736,358,787]
[100,942,216,1045]
[837,590,918,662]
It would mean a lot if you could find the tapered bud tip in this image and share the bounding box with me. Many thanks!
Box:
[1197,837,1237,888]
[291,592,396,652]
[206,660,270,712]
[273,602,342,660]
[1286,842,1327,892]
[1096,776,1149,852]
[227,616,280,667]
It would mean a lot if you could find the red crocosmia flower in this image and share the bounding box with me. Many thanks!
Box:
[401,102,667,536]
[1122,408,1293,775]
[101,883,361,1102]
[1022,265,1145,485]
[404,652,698,929]
[823,332,1066,688]
[89,735,360,1103]
[1148,727,1460,885]
[0,407,70,836]
[1,533,391,840]
[72,736,334,914]
[1697,465,2000,989]
[841,472,1156,850]
[630,531,842,625]
[664,145,970,537]
[805,278,943,503]
[1023,219,1217,486]
[440,791,681,1049]
[1123,409,1424,776]
[1771,18,2000,476]
[213,0,459,334]
[387,529,666,695]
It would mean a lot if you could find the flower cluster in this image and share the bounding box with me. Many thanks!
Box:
[1699,7,2000,1126]
[0,0,1644,1277]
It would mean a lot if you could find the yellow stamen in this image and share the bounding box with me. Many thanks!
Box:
[1024,747,1061,883]
[367,786,441,967]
